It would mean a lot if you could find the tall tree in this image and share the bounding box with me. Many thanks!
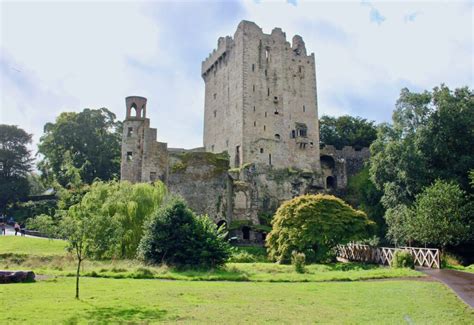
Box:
[0,125,33,212]
[38,108,122,187]
[319,115,377,150]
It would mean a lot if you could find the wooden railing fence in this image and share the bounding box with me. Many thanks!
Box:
[337,244,440,268]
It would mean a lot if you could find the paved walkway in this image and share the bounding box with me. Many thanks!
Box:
[420,268,474,308]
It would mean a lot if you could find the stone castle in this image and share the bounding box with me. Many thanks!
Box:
[121,21,369,242]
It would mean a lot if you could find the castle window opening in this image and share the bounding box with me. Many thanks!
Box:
[253,106,256,112]
[130,103,138,117]
[226,139,229,147]
[269,153,272,165]
[127,127,133,137]
[295,123,308,137]
[265,69,267,76]
[265,49,269,62]
[274,110,279,115]
[217,220,227,230]
[303,105,305,112]
[267,88,270,96]
[253,85,255,92]
[264,125,266,131]
[126,152,133,162]
[254,121,256,127]
[326,176,336,189]
[235,145,240,167]
[252,64,255,72]
[291,130,296,138]
[298,66,303,73]
[213,93,217,100]
[265,112,267,117]
[260,148,264,153]
[242,226,250,240]
[275,134,280,140]
[213,110,217,118]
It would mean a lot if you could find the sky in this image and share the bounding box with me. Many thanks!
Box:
[1,0,473,153]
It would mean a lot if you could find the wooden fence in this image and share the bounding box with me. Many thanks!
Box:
[336,244,440,268]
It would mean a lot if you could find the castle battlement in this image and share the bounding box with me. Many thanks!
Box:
[201,36,233,77]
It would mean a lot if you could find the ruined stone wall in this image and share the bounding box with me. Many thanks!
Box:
[167,152,230,223]
[202,21,320,171]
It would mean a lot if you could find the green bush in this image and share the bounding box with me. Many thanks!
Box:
[291,251,306,273]
[138,197,231,269]
[228,251,256,263]
[266,194,374,263]
[391,250,415,269]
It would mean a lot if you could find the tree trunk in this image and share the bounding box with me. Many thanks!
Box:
[75,258,81,299]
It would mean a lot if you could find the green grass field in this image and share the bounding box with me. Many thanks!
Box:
[1,236,473,324]
[1,277,472,324]
[0,236,67,256]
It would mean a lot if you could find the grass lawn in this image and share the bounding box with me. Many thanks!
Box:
[0,236,67,256]
[0,254,423,282]
[0,277,472,324]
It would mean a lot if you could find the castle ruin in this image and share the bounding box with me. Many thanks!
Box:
[120,21,369,243]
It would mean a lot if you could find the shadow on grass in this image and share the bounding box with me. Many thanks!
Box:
[66,306,168,324]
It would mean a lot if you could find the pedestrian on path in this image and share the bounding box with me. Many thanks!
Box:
[14,222,20,236]
[0,221,5,235]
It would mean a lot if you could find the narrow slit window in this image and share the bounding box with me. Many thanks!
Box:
[269,153,272,165]
[303,105,306,112]
[127,127,133,137]
[213,93,217,100]
[264,69,267,76]
[264,125,266,131]
[260,148,264,153]
[252,64,255,72]
[126,152,133,162]
[253,106,256,112]
[265,112,267,117]
[213,110,217,118]
[254,121,256,127]
[267,88,270,96]
[253,85,255,92]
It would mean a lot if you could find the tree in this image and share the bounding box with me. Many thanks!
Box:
[60,201,112,299]
[410,180,470,249]
[138,197,230,268]
[38,108,122,187]
[319,115,377,150]
[0,125,33,212]
[370,85,474,208]
[266,194,374,263]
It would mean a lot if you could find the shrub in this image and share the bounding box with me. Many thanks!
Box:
[441,252,463,268]
[138,197,231,269]
[266,194,374,263]
[291,251,306,273]
[391,250,415,269]
[228,251,256,263]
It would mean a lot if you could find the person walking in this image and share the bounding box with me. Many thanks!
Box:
[14,222,20,236]
[0,221,5,235]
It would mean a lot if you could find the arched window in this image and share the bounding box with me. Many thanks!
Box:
[130,103,138,117]
[274,134,281,140]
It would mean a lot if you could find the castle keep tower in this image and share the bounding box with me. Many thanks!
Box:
[202,21,321,171]
[120,96,168,183]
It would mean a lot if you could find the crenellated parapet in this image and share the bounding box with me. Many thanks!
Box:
[201,36,233,77]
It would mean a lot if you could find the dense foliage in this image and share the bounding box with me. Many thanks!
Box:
[138,197,230,268]
[386,180,471,248]
[0,125,33,212]
[319,115,377,150]
[369,85,474,250]
[37,108,122,187]
[266,194,374,263]
[345,166,385,238]
[391,250,415,269]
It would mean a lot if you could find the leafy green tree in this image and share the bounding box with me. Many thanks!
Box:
[266,194,374,263]
[0,125,34,212]
[71,180,166,259]
[38,108,122,187]
[26,214,58,237]
[138,197,230,268]
[410,180,470,249]
[384,205,415,246]
[319,115,377,150]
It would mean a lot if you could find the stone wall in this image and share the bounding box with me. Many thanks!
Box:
[167,151,230,223]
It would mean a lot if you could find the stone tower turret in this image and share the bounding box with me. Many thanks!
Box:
[121,96,168,183]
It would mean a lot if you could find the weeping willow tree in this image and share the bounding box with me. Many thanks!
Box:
[70,180,167,259]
